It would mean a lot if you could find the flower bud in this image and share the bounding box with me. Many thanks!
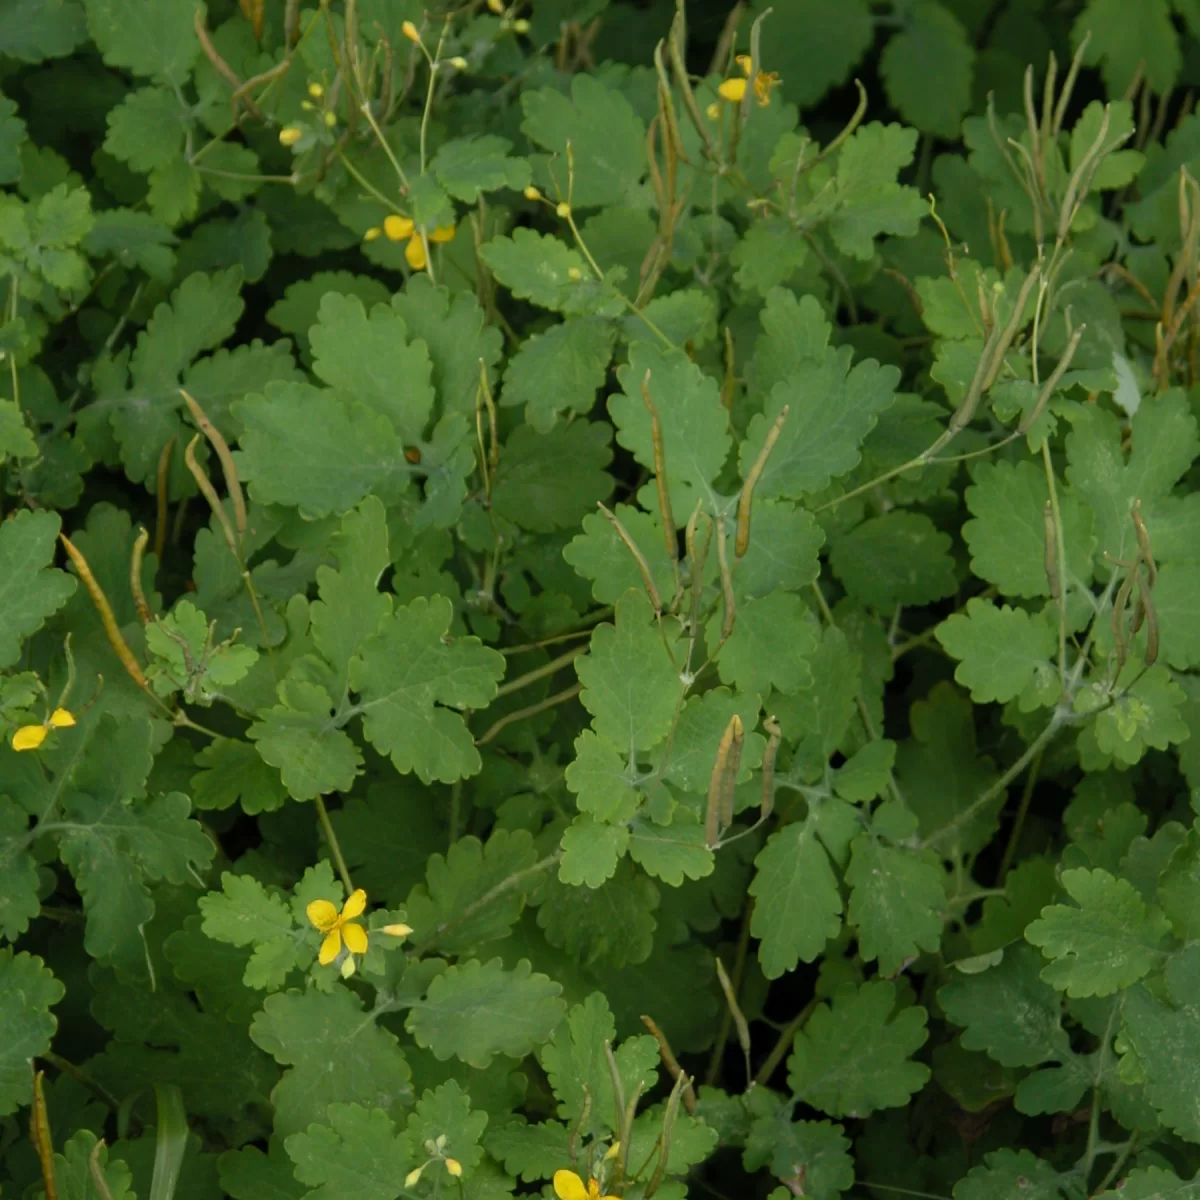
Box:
[555,201,571,218]
[308,81,324,98]
[402,19,421,41]
[278,126,303,146]
[445,1158,462,1177]
[323,111,336,127]
[567,267,582,281]
[523,185,542,200]
[364,227,382,241]
[448,56,468,69]
[405,1167,424,1188]
[381,922,413,937]
[340,955,357,979]
[487,0,505,11]
[513,18,530,33]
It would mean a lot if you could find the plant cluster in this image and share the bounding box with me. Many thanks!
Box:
[3,1,1200,1199]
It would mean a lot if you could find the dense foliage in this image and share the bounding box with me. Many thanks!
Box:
[4,0,1200,1197]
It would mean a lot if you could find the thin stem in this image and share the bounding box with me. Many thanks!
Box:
[1089,1136,1138,1196]
[753,997,817,1087]
[994,745,1043,883]
[1042,440,1069,686]
[448,780,462,847]
[357,102,412,192]
[44,1052,122,1113]
[413,852,561,955]
[495,646,586,698]
[1081,1004,1119,1185]
[474,682,583,746]
[315,796,353,894]
[419,20,450,174]
[335,146,406,213]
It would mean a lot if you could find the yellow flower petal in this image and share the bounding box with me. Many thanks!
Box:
[429,224,456,244]
[718,77,747,102]
[11,724,48,752]
[753,70,780,106]
[306,898,340,932]
[554,1171,589,1200]
[342,921,368,955]
[318,928,342,965]
[383,214,415,241]
[405,235,428,270]
[736,53,752,75]
[49,708,75,728]
[341,888,368,920]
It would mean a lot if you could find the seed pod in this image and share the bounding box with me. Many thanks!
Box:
[1137,570,1159,666]
[736,404,788,557]
[760,715,781,822]
[1042,501,1060,602]
[597,503,662,614]
[641,370,679,570]
[715,517,736,643]
[705,714,743,848]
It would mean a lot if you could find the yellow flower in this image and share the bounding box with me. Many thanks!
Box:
[306,888,369,965]
[12,708,76,753]
[553,1170,616,1200]
[279,125,303,146]
[720,55,779,106]
[383,219,456,271]
[717,77,746,103]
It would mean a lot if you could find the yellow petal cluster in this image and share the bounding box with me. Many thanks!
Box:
[378,214,456,270]
[306,888,369,965]
[11,708,76,752]
[553,1170,616,1200]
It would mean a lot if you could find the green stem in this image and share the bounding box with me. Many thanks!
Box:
[994,744,1044,884]
[753,997,816,1087]
[315,795,353,894]
[474,682,582,746]
[495,646,586,698]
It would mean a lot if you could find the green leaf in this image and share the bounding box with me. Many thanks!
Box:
[0,508,76,667]
[712,589,819,696]
[539,858,658,967]
[309,292,434,445]
[750,819,843,979]
[0,0,87,61]
[846,836,945,973]
[565,731,640,822]
[266,272,390,360]
[880,2,974,138]
[936,599,1058,707]
[84,208,177,281]
[830,512,957,611]
[491,420,613,532]
[743,1110,854,1200]
[732,500,825,601]
[350,595,505,784]
[940,943,1073,1069]
[103,85,183,171]
[953,1149,1069,1200]
[0,800,39,940]
[404,830,539,956]
[485,1118,569,1182]
[660,688,764,797]
[0,949,64,1115]
[1071,100,1144,190]
[285,1104,412,1200]
[1147,562,1200,669]
[405,1079,489,1174]
[235,382,409,520]
[538,992,658,1139]
[576,590,683,752]
[521,74,644,208]
[786,981,930,1117]
[406,958,566,1068]
[752,0,871,107]
[833,740,897,803]
[191,737,288,814]
[610,343,731,514]
[963,459,1095,599]
[500,317,615,433]
[199,871,294,949]
[248,680,363,802]
[480,229,596,314]
[896,683,1000,858]
[431,134,531,202]
[1025,867,1170,997]
[1065,391,1198,565]
[1095,1167,1200,1199]
[84,0,198,83]
[388,276,504,418]
[219,1140,308,1200]
[731,219,810,296]
[829,123,926,258]
[770,626,861,760]
[250,988,412,1138]
[559,816,629,886]
[1121,945,1200,1142]
[1087,663,1190,767]
[739,351,898,500]
[1071,0,1180,96]
[627,810,714,885]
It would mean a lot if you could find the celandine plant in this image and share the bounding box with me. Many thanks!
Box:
[2,0,1200,1197]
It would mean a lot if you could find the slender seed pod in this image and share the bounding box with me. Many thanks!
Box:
[154,435,175,560]
[705,714,743,848]
[716,516,736,642]
[736,405,788,557]
[30,1069,55,1200]
[641,370,678,563]
[180,388,246,544]
[597,503,662,613]
[760,715,781,822]
[184,435,240,561]
[1042,501,1061,602]
[60,534,148,691]
[130,527,152,625]
[714,956,752,1087]
[1137,570,1159,666]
